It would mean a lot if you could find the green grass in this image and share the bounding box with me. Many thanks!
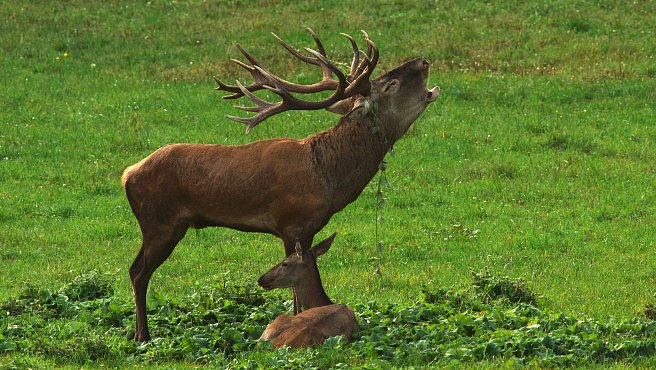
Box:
[2,270,655,368]
[1,0,656,367]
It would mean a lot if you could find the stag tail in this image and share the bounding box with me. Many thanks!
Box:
[121,168,131,188]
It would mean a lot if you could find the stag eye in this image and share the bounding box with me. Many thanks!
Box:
[281,262,288,268]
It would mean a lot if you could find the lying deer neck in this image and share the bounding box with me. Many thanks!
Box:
[309,115,394,212]
[295,263,333,311]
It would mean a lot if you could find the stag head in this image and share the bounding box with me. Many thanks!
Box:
[335,58,441,142]
[214,29,440,136]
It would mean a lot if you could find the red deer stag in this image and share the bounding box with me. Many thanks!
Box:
[122,29,440,341]
[257,233,358,348]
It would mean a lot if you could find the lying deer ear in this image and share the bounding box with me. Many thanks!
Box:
[345,98,371,121]
[312,232,337,258]
[295,241,303,260]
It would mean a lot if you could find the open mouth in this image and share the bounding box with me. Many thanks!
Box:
[427,86,440,102]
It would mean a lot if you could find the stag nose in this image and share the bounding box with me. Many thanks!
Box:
[422,60,430,69]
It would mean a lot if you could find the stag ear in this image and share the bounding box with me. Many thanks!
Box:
[345,98,371,121]
[312,232,337,258]
[326,99,353,115]
[294,241,303,261]
[382,79,399,94]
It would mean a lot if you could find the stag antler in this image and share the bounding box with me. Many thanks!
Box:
[214,29,379,133]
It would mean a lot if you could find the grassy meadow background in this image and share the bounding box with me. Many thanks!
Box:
[1,0,655,367]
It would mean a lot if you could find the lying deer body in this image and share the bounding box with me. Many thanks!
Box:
[258,233,357,348]
[122,30,439,341]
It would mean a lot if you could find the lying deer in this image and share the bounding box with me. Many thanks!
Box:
[257,233,357,348]
[122,29,440,341]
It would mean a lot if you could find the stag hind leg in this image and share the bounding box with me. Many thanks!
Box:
[129,224,188,342]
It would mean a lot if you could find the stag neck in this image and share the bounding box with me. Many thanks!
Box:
[313,114,396,162]
[296,263,333,310]
[308,115,396,212]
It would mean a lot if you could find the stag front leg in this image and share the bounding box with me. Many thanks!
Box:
[283,236,313,315]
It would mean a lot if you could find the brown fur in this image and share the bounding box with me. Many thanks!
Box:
[260,305,357,348]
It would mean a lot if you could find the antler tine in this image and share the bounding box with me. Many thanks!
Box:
[213,50,272,100]
[233,80,274,110]
[361,30,372,50]
[351,31,379,78]
[344,55,372,96]
[213,76,243,99]
[216,40,324,100]
[340,33,360,82]
[363,31,379,71]
[224,82,272,132]
[272,33,315,65]
[225,79,281,133]
[306,28,327,61]
[235,43,262,67]
[343,33,379,96]
[230,58,272,87]
[303,48,347,84]
[272,29,333,81]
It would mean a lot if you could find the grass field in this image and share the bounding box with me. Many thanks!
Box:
[1,0,656,367]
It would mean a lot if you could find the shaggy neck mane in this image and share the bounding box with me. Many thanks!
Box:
[306,115,393,213]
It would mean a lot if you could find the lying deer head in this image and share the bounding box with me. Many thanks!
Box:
[257,233,358,348]
[258,233,336,296]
